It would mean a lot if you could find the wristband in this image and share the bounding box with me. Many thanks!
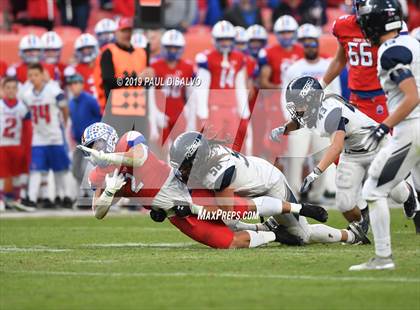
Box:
[314,167,323,175]
[190,204,204,215]
[319,79,327,89]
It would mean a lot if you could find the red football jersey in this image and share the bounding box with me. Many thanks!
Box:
[89,131,172,206]
[43,63,66,86]
[197,49,246,108]
[150,58,194,119]
[75,63,96,95]
[258,44,303,85]
[333,14,381,91]
[9,63,28,84]
[0,60,7,78]
[245,54,258,81]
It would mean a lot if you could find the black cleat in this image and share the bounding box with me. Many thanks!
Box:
[22,198,37,208]
[264,217,304,246]
[360,206,370,234]
[413,212,420,234]
[42,199,55,209]
[403,183,417,219]
[62,196,74,209]
[349,222,371,244]
[299,203,328,223]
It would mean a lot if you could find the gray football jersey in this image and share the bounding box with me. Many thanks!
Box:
[377,35,420,120]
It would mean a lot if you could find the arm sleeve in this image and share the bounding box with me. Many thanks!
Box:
[235,67,250,119]
[194,67,211,119]
[100,49,117,98]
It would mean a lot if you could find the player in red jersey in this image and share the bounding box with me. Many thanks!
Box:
[195,20,249,152]
[321,12,388,122]
[79,122,302,248]
[68,33,99,95]
[150,30,195,148]
[258,15,303,166]
[41,31,66,87]
[0,77,33,211]
[7,35,43,84]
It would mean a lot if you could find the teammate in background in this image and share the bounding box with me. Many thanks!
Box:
[21,64,71,208]
[0,77,33,211]
[71,33,99,95]
[131,32,148,49]
[169,131,369,246]
[350,0,420,270]
[40,31,66,86]
[150,30,195,152]
[258,15,303,168]
[234,26,248,53]
[321,2,387,122]
[411,27,420,41]
[195,20,249,151]
[275,24,340,202]
[94,18,117,48]
[245,25,267,157]
[272,76,417,235]
[78,123,298,249]
[7,35,43,84]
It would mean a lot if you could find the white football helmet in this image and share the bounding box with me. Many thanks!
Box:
[41,31,63,64]
[246,25,267,57]
[212,20,236,54]
[74,33,99,64]
[94,18,117,47]
[297,24,321,40]
[234,26,248,43]
[273,15,298,48]
[131,32,148,49]
[19,34,43,64]
[81,122,119,155]
[410,27,420,41]
[161,29,185,61]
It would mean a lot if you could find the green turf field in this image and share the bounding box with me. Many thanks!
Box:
[1,209,419,310]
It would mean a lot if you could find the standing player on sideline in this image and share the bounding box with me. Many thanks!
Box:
[275,23,340,202]
[40,31,66,87]
[150,30,194,149]
[78,122,301,248]
[258,15,303,167]
[0,77,33,211]
[272,76,417,234]
[169,131,369,245]
[21,64,71,208]
[350,0,420,270]
[195,20,249,151]
[94,18,117,48]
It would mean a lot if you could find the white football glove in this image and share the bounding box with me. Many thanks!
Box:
[78,145,111,167]
[105,168,127,195]
[270,126,286,142]
[300,167,322,194]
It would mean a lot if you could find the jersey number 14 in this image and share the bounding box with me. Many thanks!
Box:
[348,42,373,66]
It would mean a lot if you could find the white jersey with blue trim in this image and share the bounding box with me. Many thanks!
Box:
[22,80,66,146]
[377,34,420,120]
[202,145,285,197]
[315,94,377,153]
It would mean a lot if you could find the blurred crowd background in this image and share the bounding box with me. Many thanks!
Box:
[0,0,419,212]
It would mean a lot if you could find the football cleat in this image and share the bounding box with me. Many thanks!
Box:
[299,203,328,223]
[360,206,370,234]
[403,182,417,219]
[348,222,371,245]
[7,200,36,212]
[413,212,420,234]
[263,217,304,246]
[349,256,395,271]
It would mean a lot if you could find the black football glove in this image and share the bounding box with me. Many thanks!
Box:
[361,123,390,152]
[173,201,193,217]
[150,208,167,222]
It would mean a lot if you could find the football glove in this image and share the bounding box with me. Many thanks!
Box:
[78,145,112,167]
[270,126,286,142]
[173,201,193,217]
[360,123,390,152]
[104,168,126,195]
[300,167,322,194]
[150,208,167,222]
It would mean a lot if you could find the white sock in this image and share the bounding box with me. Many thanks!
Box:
[28,172,42,202]
[290,203,302,213]
[39,172,49,199]
[369,198,392,257]
[54,171,68,198]
[309,224,342,243]
[19,174,28,199]
[389,181,409,204]
[246,230,276,248]
[345,230,355,244]
[252,196,284,216]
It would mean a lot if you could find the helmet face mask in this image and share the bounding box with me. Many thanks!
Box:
[162,45,184,61]
[215,38,235,54]
[161,30,185,61]
[19,35,43,64]
[43,49,61,64]
[276,31,296,48]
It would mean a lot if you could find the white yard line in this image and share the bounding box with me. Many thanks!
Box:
[2,270,419,284]
[82,242,197,248]
[0,246,70,253]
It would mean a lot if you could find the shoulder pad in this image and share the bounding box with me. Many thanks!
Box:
[380,45,413,70]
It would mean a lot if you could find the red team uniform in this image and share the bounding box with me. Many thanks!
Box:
[0,98,32,178]
[150,58,194,144]
[74,63,96,95]
[88,131,236,248]
[332,14,388,122]
[0,60,7,78]
[196,49,249,150]
[258,44,303,158]
[43,63,66,87]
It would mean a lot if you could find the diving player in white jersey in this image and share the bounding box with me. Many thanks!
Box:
[271,76,416,235]
[21,63,71,207]
[348,0,420,270]
[278,23,341,201]
[169,131,370,245]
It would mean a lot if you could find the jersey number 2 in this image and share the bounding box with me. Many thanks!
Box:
[3,117,17,138]
[348,42,373,66]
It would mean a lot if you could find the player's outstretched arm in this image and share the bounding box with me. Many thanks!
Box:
[321,43,346,88]
[383,77,419,128]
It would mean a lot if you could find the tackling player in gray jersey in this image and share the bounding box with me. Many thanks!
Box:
[348,0,420,270]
